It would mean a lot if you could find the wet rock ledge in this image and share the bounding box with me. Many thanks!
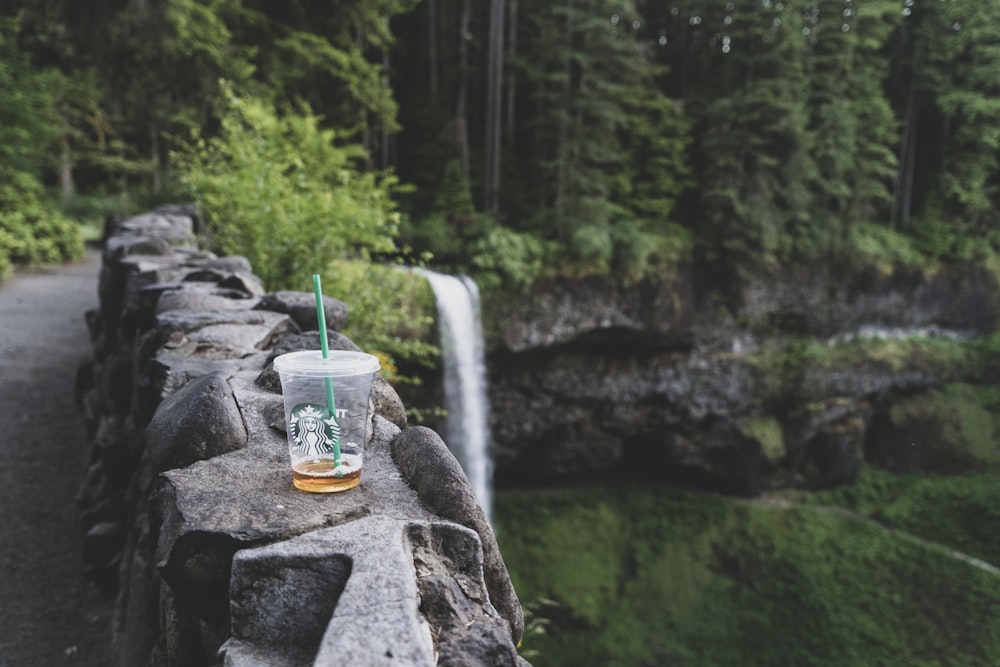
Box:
[76,205,525,667]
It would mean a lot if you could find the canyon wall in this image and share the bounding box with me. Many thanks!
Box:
[486,265,1000,492]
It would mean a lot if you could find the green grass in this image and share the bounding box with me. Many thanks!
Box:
[787,469,1000,567]
[496,481,1000,667]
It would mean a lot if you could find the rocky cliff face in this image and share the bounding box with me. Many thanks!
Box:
[486,264,1000,493]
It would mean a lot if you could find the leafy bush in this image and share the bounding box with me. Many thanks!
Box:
[175,85,399,290]
[846,222,931,276]
[470,225,550,290]
[321,259,438,385]
[399,213,465,263]
[569,223,614,269]
[0,167,84,273]
[610,220,693,280]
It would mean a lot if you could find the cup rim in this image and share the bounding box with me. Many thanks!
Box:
[272,350,381,377]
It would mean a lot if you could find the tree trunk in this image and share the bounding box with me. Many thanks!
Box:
[901,100,918,230]
[456,0,471,191]
[428,0,439,94]
[484,0,505,214]
[150,122,162,194]
[59,131,75,205]
[554,0,573,231]
[505,0,517,146]
[891,81,918,230]
[381,16,391,170]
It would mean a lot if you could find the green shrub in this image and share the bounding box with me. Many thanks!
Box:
[846,222,931,276]
[471,225,550,290]
[175,85,399,291]
[400,213,464,263]
[0,167,84,271]
[321,259,438,385]
[569,223,614,270]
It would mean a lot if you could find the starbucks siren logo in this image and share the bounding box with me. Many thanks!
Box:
[289,403,340,456]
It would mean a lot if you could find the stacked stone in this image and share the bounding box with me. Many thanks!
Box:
[76,206,525,667]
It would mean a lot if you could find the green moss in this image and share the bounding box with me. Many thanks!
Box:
[497,481,1000,667]
[884,383,1000,471]
[742,416,785,463]
[944,385,1000,466]
[799,468,1000,566]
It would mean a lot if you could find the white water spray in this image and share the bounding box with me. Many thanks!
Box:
[414,269,494,521]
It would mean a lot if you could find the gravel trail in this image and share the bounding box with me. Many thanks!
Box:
[0,249,114,667]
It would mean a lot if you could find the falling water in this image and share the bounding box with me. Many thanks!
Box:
[414,269,494,521]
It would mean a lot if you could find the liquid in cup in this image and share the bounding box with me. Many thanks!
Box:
[273,350,380,492]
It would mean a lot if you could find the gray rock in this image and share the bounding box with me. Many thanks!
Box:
[225,516,436,667]
[391,426,524,643]
[160,580,211,667]
[491,274,693,352]
[155,283,260,314]
[115,212,196,243]
[229,550,352,666]
[145,371,248,473]
[269,330,363,356]
[140,353,249,428]
[407,522,521,667]
[798,416,865,489]
[82,521,126,582]
[104,236,175,259]
[372,374,407,428]
[254,291,349,332]
[254,331,362,393]
[153,418,425,633]
[155,309,298,351]
[199,256,253,274]
[181,268,265,298]
[152,202,202,228]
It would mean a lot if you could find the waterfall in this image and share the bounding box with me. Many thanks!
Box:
[414,269,494,521]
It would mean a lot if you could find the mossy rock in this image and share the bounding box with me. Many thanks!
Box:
[866,383,1000,473]
[740,416,785,464]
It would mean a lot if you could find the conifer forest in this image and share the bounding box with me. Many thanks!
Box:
[3,0,1000,286]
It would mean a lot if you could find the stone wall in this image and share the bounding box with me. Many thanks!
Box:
[76,206,525,667]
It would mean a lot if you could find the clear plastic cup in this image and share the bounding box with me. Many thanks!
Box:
[273,350,380,492]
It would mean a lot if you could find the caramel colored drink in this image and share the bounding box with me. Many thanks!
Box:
[273,350,380,493]
[292,454,363,493]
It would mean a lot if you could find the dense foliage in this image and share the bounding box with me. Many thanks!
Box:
[176,88,400,291]
[0,17,83,277]
[496,480,1000,667]
[3,2,999,663]
[4,0,1000,286]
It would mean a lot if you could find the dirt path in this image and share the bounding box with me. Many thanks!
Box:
[0,249,114,667]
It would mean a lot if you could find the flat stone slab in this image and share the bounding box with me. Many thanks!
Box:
[154,414,432,630]
[155,309,298,351]
[224,516,437,667]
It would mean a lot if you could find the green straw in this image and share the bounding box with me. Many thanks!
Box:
[312,273,343,471]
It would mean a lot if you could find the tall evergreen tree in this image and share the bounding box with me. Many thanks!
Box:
[678,0,813,270]
[890,0,1000,231]
[513,0,687,270]
[802,0,900,246]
